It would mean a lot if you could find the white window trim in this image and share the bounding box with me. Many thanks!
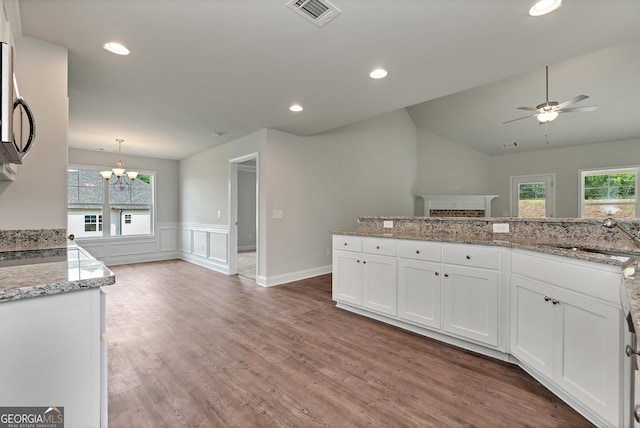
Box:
[68,164,156,239]
[579,166,639,219]
[509,173,556,218]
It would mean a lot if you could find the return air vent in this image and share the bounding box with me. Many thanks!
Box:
[502,141,518,149]
[287,0,341,27]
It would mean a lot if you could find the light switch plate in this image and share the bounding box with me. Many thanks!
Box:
[383,220,393,228]
[492,223,510,233]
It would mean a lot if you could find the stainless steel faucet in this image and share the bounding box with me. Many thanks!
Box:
[602,218,640,247]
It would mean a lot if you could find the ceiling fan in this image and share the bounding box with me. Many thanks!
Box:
[503,66,597,124]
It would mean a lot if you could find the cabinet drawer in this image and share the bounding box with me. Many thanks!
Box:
[333,235,362,252]
[398,240,441,262]
[362,237,397,256]
[443,244,499,269]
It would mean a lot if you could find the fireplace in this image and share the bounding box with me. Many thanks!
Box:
[420,195,498,217]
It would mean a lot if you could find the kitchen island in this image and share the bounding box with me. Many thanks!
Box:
[333,216,640,428]
[0,238,114,428]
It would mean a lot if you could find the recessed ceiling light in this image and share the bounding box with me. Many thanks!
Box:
[289,104,303,112]
[529,0,562,16]
[103,42,130,56]
[370,68,388,79]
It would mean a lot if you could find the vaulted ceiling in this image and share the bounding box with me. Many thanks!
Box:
[17,0,640,159]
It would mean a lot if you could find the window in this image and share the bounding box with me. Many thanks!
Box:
[580,167,637,219]
[510,174,555,217]
[84,215,103,232]
[68,167,154,238]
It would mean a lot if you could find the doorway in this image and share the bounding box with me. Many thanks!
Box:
[510,173,556,217]
[229,154,259,281]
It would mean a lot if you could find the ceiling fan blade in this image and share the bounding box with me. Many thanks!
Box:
[517,106,538,111]
[502,114,536,124]
[559,106,597,113]
[557,94,589,109]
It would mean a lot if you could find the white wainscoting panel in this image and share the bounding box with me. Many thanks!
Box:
[192,230,208,258]
[77,222,180,266]
[159,224,179,252]
[179,223,230,274]
[209,232,227,263]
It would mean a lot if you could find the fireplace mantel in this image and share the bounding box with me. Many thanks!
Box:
[420,195,498,217]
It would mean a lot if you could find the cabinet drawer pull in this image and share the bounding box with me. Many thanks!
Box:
[357,260,360,263]
[363,261,367,264]
[625,345,640,357]
[544,296,551,302]
[416,250,421,254]
[466,255,471,260]
[551,299,560,305]
[344,242,348,246]
[376,245,380,249]
[444,273,449,278]
[435,272,439,276]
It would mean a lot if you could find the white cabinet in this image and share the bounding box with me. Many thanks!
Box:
[332,236,397,316]
[333,249,363,305]
[511,250,624,427]
[442,245,501,347]
[397,240,442,329]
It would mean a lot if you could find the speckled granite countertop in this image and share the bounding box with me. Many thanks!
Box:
[0,242,115,303]
[333,229,640,266]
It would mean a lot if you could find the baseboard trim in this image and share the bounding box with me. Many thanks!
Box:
[180,252,230,275]
[260,265,332,287]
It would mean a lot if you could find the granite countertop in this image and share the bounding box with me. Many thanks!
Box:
[332,229,640,266]
[0,242,115,303]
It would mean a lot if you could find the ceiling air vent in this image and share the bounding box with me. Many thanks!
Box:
[287,0,341,27]
[502,141,519,149]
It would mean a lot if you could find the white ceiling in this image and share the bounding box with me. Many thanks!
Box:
[17,0,640,160]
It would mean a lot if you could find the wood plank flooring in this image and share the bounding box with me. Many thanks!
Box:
[106,260,592,427]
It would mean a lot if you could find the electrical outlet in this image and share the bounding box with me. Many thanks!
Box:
[383,220,393,228]
[492,223,510,233]
[273,210,283,219]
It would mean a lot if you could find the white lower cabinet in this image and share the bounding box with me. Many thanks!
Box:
[332,236,397,316]
[332,249,363,306]
[442,265,499,347]
[397,258,442,329]
[362,253,397,316]
[511,251,624,427]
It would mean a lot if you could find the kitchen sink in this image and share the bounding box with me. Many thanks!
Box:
[543,244,639,258]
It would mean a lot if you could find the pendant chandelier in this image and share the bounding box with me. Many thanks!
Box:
[100,139,138,191]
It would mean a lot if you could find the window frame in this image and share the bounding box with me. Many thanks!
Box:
[68,164,156,239]
[579,166,639,219]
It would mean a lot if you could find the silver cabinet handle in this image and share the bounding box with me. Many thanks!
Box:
[634,405,640,423]
[626,345,640,357]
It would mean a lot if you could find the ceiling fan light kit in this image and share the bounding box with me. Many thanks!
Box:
[529,0,562,17]
[503,65,597,125]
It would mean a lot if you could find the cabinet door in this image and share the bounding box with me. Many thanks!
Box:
[442,265,499,347]
[332,250,362,306]
[362,254,397,316]
[397,259,442,329]
[510,274,555,379]
[553,288,622,426]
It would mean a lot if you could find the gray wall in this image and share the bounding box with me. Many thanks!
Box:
[179,109,416,284]
[0,37,68,230]
[489,137,640,218]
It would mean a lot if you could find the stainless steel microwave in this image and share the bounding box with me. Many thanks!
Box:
[0,41,36,164]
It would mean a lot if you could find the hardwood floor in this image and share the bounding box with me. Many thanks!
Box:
[106,260,592,427]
